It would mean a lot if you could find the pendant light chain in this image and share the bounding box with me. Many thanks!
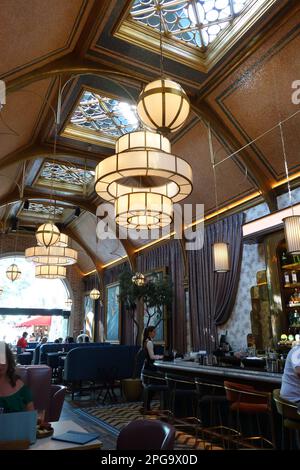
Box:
[158,1,164,79]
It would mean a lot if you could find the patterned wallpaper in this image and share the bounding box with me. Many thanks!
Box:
[217,242,266,351]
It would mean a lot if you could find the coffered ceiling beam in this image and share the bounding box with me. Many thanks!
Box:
[191,100,278,212]
[0,144,103,174]
[6,54,143,94]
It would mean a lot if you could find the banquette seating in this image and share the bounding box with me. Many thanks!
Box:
[63,345,140,399]
[16,365,66,422]
[33,341,111,365]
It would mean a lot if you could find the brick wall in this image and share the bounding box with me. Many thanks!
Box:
[0,233,85,337]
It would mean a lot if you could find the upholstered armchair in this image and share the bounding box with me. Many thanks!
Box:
[16,365,66,422]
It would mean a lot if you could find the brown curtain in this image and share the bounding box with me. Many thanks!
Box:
[188,213,244,352]
[136,239,186,353]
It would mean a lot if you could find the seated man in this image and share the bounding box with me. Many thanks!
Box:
[280,343,300,402]
[17,332,28,351]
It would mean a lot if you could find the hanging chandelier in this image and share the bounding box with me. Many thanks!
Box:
[283,215,300,255]
[115,192,173,230]
[213,243,230,273]
[90,288,101,300]
[132,272,145,286]
[36,222,60,248]
[95,130,192,204]
[137,78,190,134]
[35,265,67,279]
[6,263,21,281]
[25,246,78,265]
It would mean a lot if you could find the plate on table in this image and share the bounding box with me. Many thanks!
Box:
[36,423,54,439]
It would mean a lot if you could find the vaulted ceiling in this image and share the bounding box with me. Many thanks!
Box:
[1,0,299,274]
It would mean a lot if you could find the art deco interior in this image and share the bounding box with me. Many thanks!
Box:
[1,0,300,452]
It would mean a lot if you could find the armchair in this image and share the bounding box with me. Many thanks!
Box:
[16,365,66,422]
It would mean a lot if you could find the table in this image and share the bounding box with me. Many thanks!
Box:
[29,420,102,450]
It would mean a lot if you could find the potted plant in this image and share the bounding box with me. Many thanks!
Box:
[119,267,173,401]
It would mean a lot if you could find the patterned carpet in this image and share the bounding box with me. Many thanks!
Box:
[74,401,223,450]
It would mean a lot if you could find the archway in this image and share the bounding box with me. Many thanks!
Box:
[0,256,71,344]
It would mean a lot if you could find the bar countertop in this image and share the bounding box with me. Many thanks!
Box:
[154,359,282,384]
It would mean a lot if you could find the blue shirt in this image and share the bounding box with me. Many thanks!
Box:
[280,345,300,402]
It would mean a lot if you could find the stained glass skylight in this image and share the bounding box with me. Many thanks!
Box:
[70,90,139,138]
[130,0,250,48]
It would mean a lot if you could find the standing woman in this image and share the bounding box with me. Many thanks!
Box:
[0,343,34,413]
[141,326,164,411]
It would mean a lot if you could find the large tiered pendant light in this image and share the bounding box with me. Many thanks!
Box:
[279,123,300,254]
[90,288,101,300]
[132,272,145,286]
[94,5,193,231]
[36,222,60,248]
[137,78,190,134]
[25,246,78,265]
[35,265,66,279]
[213,242,230,273]
[95,130,192,204]
[283,216,300,255]
[6,263,21,281]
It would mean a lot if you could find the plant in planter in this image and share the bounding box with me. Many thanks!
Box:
[119,267,173,401]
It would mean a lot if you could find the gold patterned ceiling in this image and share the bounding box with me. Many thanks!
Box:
[114,0,277,71]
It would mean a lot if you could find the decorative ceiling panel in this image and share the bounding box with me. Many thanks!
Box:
[62,89,139,147]
[35,161,95,194]
[19,202,64,220]
[114,0,277,72]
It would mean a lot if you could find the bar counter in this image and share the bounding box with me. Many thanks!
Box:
[154,359,282,390]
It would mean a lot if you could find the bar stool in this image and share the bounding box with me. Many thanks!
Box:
[273,389,300,449]
[224,381,275,449]
[141,369,169,413]
[164,373,201,446]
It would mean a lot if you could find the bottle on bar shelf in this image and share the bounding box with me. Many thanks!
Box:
[292,270,298,284]
[284,271,290,285]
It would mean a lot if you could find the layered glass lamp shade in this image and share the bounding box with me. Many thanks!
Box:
[137,79,190,133]
[132,272,145,286]
[35,265,67,279]
[213,242,230,273]
[36,223,60,248]
[95,147,192,203]
[25,246,78,265]
[90,288,101,300]
[115,192,173,229]
[6,264,21,281]
[283,215,300,255]
[65,298,73,308]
